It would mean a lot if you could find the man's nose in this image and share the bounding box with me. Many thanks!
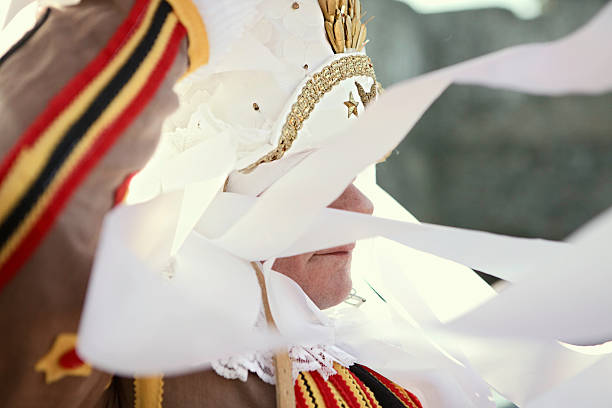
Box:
[328,183,374,215]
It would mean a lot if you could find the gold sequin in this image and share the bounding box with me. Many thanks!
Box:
[240,55,376,173]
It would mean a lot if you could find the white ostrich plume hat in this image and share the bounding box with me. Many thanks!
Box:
[132,0,379,201]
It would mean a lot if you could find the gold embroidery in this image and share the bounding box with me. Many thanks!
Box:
[344,91,359,118]
[319,0,373,53]
[240,54,376,173]
[355,81,376,107]
[35,333,92,384]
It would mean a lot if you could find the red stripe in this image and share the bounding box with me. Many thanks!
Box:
[58,347,85,369]
[295,374,310,408]
[0,0,151,183]
[310,370,342,408]
[345,369,379,408]
[361,366,422,408]
[328,372,362,408]
[0,23,186,291]
[404,390,422,408]
[113,171,137,206]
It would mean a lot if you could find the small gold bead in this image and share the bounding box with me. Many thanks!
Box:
[292,2,299,9]
[242,56,375,173]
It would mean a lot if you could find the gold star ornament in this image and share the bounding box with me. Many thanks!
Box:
[35,333,92,384]
[344,92,359,118]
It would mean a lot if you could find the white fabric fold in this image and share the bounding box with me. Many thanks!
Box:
[77,193,269,375]
[78,3,612,405]
[195,191,572,283]
[523,355,612,408]
[1,0,36,30]
[185,2,612,262]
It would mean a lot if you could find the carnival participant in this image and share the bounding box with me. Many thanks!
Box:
[7,0,611,406]
[0,0,432,405]
[79,0,612,406]
[86,1,432,406]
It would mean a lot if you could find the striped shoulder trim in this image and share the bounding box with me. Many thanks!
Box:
[333,363,382,408]
[296,371,329,408]
[350,364,423,408]
[330,363,380,408]
[295,363,389,408]
[0,0,186,290]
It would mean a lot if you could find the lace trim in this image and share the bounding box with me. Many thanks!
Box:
[212,344,357,385]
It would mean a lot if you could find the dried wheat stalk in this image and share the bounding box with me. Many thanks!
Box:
[318,0,372,53]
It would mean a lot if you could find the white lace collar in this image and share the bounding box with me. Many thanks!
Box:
[211,343,357,385]
[211,304,356,385]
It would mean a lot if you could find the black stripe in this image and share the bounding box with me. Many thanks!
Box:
[300,373,320,407]
[0,1,171,248]
[0,8,51,69]
[349,364,408,408]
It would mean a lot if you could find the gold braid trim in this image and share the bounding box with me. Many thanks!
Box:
[134,376,164,408]
[240,54,376,173]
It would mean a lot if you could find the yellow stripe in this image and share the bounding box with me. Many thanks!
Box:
[335,364,375,408]
[165,0,208,75]
[297,373,318,408]
[358,380,381,408]
[327,379,349,408]
[361,367,416,408]
[134,376,164,408]
[387,379,419,408]
[0,13,179,267]
[301,372,328,408]
[0,0,162,223]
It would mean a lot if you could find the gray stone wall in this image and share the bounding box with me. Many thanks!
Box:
[368,0,612,241]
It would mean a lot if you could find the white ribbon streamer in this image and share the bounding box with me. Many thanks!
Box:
[195,191,574,283]
[78,3,612,405]
[187,2,612,262]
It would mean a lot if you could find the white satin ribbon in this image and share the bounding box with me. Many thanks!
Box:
[78,3,612,405]
[187,2,612,262]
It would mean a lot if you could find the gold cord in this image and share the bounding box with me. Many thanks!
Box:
[251,262,296,408]
[133,376,164,408]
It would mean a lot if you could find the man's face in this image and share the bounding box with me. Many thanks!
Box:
[272,183,374,309]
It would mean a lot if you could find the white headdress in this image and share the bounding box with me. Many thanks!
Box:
[79,1,612,407]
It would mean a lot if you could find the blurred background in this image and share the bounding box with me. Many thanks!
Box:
[369,0,612,247]
[367,2,611,406]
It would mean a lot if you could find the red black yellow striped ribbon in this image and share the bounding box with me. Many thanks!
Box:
[0,0,187,290]
[350,364,423,408]
[295,363,422,408]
